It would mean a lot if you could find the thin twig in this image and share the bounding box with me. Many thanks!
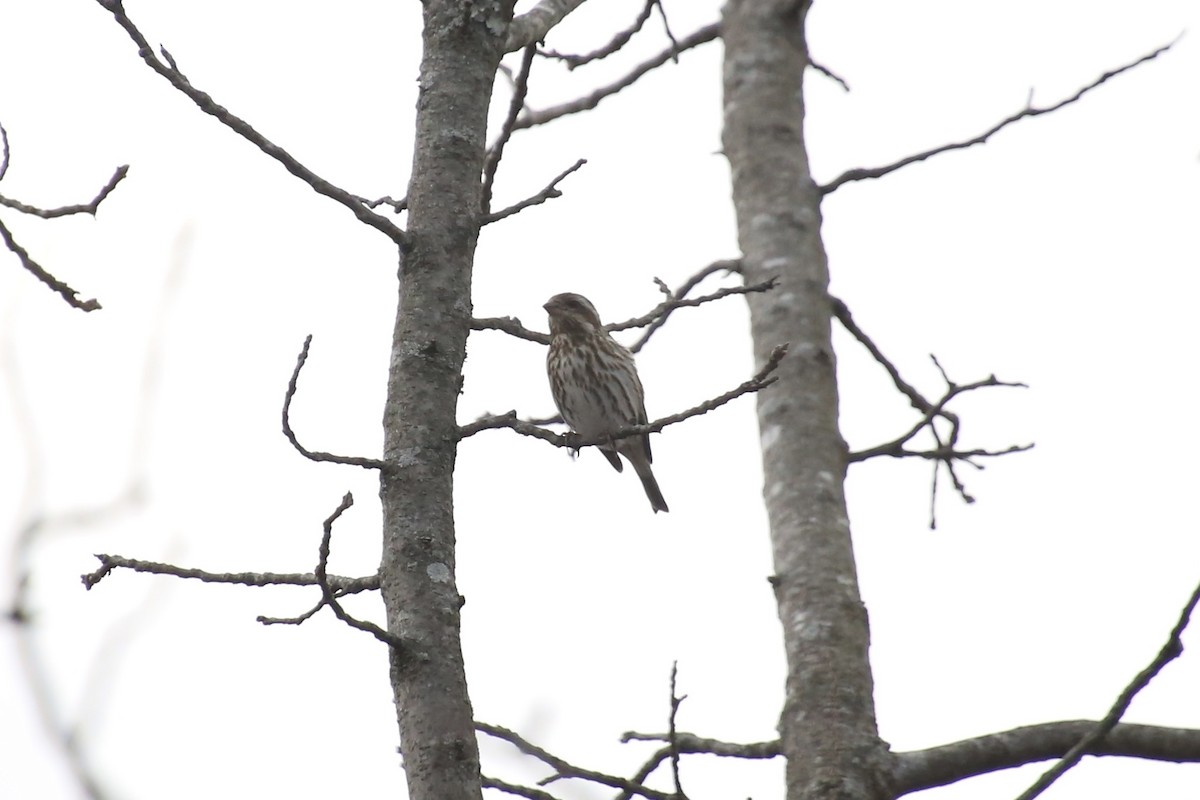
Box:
[481,776,559,800]
[0,122,9,182]
[482,45,537,214]
[834,297,1031,523]
[0,165,130,218]
[628,259,743,352]
[477,723,674,800]
[809,57,850,91]
[610,276,775,333]
[538,0,656,68]
[617,731,780,800]
[313,493,405,649]
[484,158,587,224]
[514,23,720,130]
[81,554,378,593]
[1014,579,1200,800]
[469,264,759,346]
[655,0,681,63]
[668,662,687,798]
[0,217,100,311]
[94,0,408,247]
[821,38,1178,195]
[282,335,387,469]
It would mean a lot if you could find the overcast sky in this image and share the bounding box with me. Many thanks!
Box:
[2,1,1199,798]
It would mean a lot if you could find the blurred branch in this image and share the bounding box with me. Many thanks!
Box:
[482,45,537,214]
[611,272,773,334]
[483,158,586,224]
[537,0,656,68]
[460,343,787,442]
[624,259,746,352]
[81,554,378,593]
[619,731,779,800]
[505,0,588,53]
[821,38,1178,195]
[514,22,720,130]
[93,0,409,247]
[282,335,387,470]
[477,722,674,800]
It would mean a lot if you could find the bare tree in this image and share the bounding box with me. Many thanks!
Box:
[6,2,1199,800]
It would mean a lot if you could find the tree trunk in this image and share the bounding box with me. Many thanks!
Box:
[721,2,890,798]
[377,3,512,799]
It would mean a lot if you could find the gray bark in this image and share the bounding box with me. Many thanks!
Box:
[721,2,890,798]
[377,3,513,799]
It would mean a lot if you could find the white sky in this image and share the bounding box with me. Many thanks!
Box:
[1,1,1199,798]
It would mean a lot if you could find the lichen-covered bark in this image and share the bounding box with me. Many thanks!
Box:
[721,2,890,798]
[378,3,513,799]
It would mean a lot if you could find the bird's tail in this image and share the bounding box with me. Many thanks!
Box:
[629,454,669,514]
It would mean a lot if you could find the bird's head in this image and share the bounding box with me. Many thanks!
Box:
[544,292,604,336]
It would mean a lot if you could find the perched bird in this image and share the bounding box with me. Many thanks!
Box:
[544,292,669,513]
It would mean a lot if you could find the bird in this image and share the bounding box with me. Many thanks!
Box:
[544,292,669,513]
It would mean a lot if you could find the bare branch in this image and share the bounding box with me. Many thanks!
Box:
[482,45,537,214]
[0,217,100,312]
[514,23,720,131]
[618,730,779,800]
[0,165,130,218]
[895,720,1200,795]
[610,276,776,333]
[626,259,743,352]
[81,553,378,593]
[470,262,755,346]
[483,158,586,224]
[0,122,9,181]
[538,0,656,68]
[1014,579,1200,800]
[459,343,788,442]
[313,493,405,650]
[470,316,549,344]
[834,297,1031,524]
[654,0,681,63]
[821,39,1178,195]
[282,336,387,470]
[810,57,849,92]
[667,662,687,798]
[477,722,674,800]
[93,0,408,247]
[481,776,559,800]
[505,0,589,53]
[257,597,330,627]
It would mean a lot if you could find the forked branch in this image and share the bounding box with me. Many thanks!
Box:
[835,297,1031,527]
[0,122,129,311]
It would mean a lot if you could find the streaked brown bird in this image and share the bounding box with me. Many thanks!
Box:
[544,292,669,513]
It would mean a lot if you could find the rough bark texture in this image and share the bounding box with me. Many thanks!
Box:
[378,3,512,799]
[721,2,890,798]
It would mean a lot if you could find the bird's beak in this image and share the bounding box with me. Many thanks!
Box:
[542,300,554,312]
